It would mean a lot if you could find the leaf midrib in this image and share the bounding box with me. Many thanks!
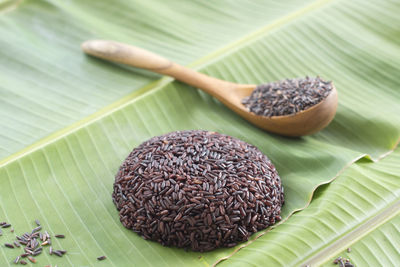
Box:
[0,0,334,167]
[299,198,400,266]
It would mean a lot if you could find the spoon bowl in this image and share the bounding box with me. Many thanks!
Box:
[228,84,338,136]
[82,40,338,136]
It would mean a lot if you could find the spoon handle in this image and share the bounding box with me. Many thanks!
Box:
[81,40,234,98]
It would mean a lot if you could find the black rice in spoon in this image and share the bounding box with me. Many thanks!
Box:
[242,76,333,117]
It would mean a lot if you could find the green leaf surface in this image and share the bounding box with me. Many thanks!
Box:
[0,0,400,266]
[323,214,400,267]
[0,81,361,266]
[0,0,318,158]
[221,147,400,267]
[1,0,400,159]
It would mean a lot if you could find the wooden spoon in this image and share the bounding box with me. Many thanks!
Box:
[81,40,338,136]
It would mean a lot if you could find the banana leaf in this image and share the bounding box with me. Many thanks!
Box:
[326,215,400,266]
[0,0,400,266]
[222,147,400,267]
[1,0,399,160]
[0,0,323,159]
